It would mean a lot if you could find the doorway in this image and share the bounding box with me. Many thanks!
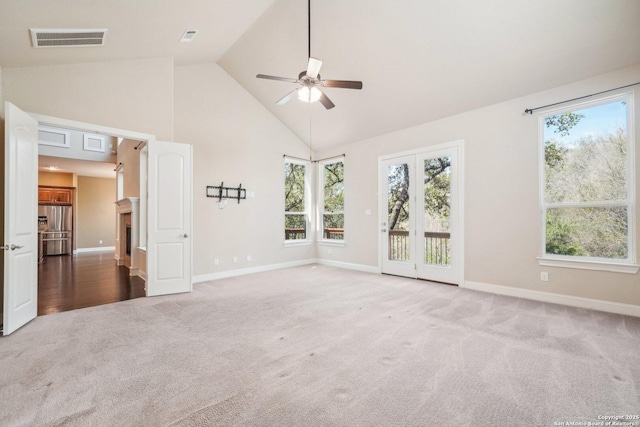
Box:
[379,141,463,284]
[4,103,193,335]
[37,153,143,315]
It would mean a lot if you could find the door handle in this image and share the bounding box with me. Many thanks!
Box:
[1,245,8,250]
[182,233,189,238]
[382,229,387,232]
[10,244,24,250]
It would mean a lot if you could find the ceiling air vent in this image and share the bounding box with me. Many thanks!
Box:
[30,29,108,48]
[180,30,198,43]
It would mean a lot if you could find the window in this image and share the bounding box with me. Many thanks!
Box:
[320,158,345,242]
[284,158,310,242]
[539,94,637,272]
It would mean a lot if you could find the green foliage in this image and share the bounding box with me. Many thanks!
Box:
[284,162,306,235]
[545,212,583,256]
[387,164,410,230]
[323,162,344,213]
[284,162,305,213]
[424,157,451,228]
[544,140,567,168]
[545,112,584,137]
[323,161,345,234]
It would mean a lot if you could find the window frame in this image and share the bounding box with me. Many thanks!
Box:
[318,156,346,246]
[537,92,638,273]
[284,156,312,246]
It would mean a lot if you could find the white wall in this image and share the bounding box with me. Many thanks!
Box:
[117,139,141,198]
[1,58,174,140]
[316,64,640,307]
[174,63,315,277]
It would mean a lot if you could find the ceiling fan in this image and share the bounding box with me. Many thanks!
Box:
[256,0,363,110]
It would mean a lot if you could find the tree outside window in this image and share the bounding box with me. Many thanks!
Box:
[284,159,308,240]
[321,159,344,240]
[542,96,633,261]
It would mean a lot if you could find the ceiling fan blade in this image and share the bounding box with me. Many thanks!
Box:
[318,90,335,110]
[322,79,363,90]
[256,74,299,83]
[306,57,323,79]
[276,89,299,105]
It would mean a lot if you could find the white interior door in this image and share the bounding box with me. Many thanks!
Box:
[3,102,39,335]
[380,155,417,278]
[146,140,192,296]
[416,145,461,284]
[380,143,463,284]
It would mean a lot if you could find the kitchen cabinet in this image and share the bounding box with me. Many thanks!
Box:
[38,186,74,205]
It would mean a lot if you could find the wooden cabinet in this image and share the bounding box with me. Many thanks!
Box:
[38,186,74,205]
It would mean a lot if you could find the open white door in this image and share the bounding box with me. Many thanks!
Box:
[146,140,192,296]
[3,102,39,335]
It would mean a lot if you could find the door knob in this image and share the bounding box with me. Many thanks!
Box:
[1,245,8,250]
[382,228,387,232]
[10,244,24,250]
[182,233,189,238]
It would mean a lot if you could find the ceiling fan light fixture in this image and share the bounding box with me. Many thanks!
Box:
[298,86,321,103]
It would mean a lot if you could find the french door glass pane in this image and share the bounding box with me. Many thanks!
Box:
[424,157,451,265]
[388,163,410,261]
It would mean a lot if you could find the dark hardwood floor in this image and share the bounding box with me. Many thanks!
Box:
[38,251,145,316]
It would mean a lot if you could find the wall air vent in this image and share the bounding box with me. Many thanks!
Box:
[180,29,198,43]
[30,29,108,48]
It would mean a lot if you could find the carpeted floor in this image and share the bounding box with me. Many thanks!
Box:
[1,265,639,426]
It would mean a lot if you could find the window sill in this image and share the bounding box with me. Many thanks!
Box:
[537,257,639,274]
[284,240,312,248]
[318,240,345,247]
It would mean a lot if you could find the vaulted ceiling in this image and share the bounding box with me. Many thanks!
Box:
[2,0,640,151]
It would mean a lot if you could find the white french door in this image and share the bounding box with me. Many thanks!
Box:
[380,142,462,285]
[3,102,39,335]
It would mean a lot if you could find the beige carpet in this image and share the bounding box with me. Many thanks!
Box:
[1,265,639,426]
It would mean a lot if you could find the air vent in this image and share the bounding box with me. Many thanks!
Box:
[30,29,108,48]
[180,29,198,43]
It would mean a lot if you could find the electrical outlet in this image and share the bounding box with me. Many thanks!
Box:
[327,248,332,255]
[99,240,103,244]
[233,257,238,264]
[246,255,251,262]
[214,258,219,266]
[540,272,549,282]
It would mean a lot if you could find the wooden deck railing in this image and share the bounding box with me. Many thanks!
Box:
[285,228,345,240]
[389,230,451,265]
[284,228,448,264]
[285,228,306,240]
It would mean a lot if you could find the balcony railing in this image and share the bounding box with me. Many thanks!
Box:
[284,228,449,265]
[285,228,345,240]
[285,228,306,240]
[389,230,451,265]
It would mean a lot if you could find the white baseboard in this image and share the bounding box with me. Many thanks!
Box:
[76,246,116,253]
[463,280,640,317]
[193,259,317,283]
[315,258,379,274]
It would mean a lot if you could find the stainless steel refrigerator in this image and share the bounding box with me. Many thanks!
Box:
[38,205,73,255]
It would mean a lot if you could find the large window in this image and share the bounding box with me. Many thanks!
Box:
[320,158,345,242]
[284,158,310,242]
[540,94,636,271]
